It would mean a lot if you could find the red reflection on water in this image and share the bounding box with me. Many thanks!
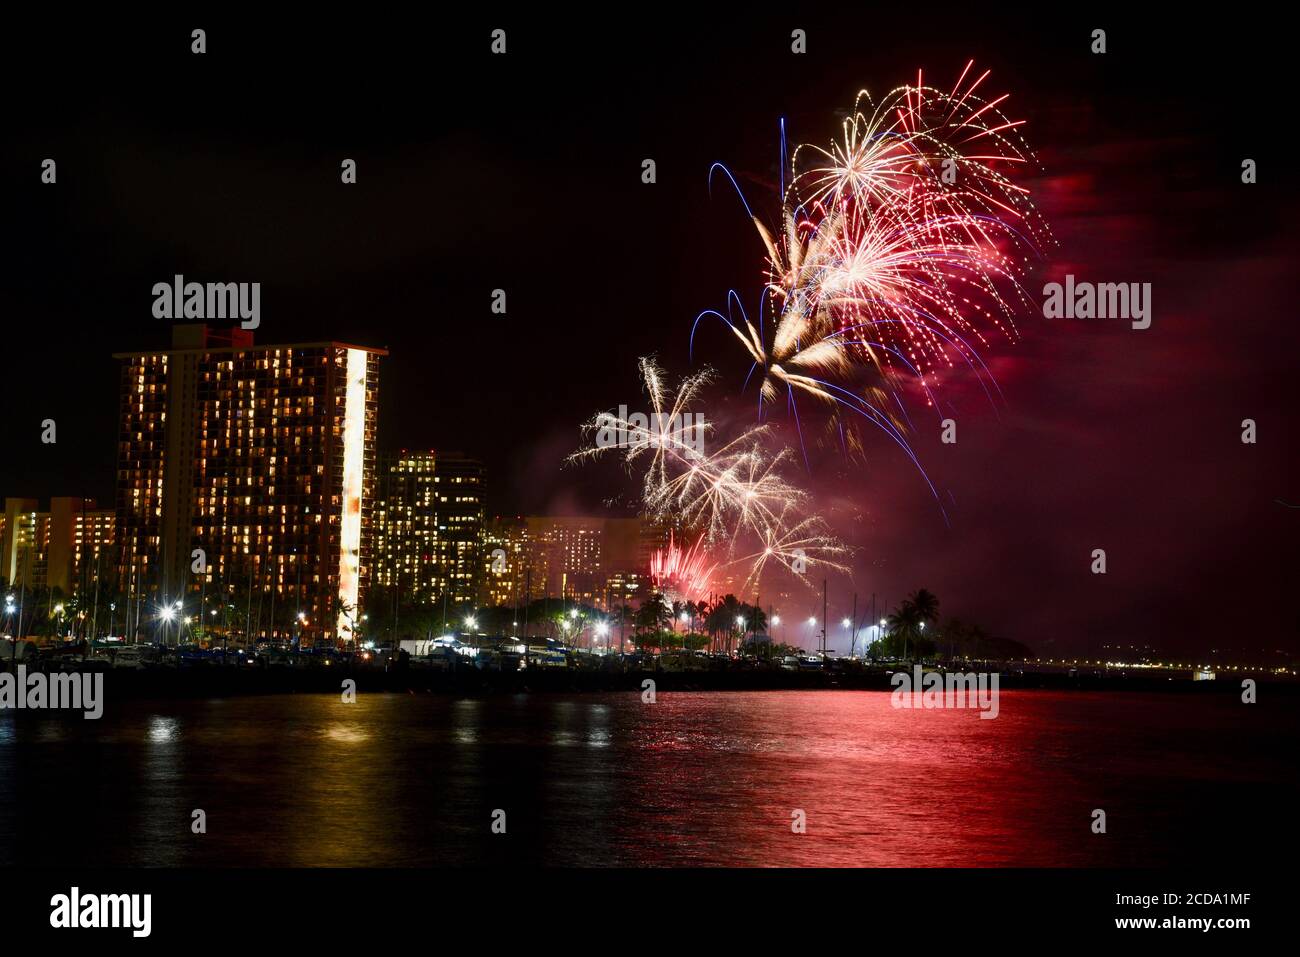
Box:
[603,690,1293,867]
[4,688,1294,867]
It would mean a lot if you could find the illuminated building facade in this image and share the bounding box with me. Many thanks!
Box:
[1,498,47,589]
[480,516,649,611]
[373,451,440,602]
[603,569,646,609]
[115,324,384,644]
[432,453,485,607]
[482,515,528,608]
[0,497,115,596]
[373,451,486,610]
[514,516,644,609]
[54,498,116,596]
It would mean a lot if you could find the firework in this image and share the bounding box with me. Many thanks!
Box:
[696,62,1050,450]
[570,357,716,509]
[649,531,716,600]
[572,358,800,545]
[572,359,849,589]
[573,65,1045,581]
[732,506,851,593]
[648,434,806,545]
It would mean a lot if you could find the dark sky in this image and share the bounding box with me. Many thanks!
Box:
[4,12,1296,658]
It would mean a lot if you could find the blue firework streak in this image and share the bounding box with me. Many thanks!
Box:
[690,62,1050,519]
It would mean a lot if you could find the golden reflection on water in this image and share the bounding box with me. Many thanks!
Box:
[1,689,1294,867]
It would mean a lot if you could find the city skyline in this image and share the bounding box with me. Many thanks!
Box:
[4,16,1295,661]
[0,320,874,652]
[2,12,1297,918]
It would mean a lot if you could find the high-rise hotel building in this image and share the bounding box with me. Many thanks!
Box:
[373,450,485,609]
[434,453,486,606]
[372,451,440,603]
[1,497,115,596]
[479,515,645,610]
[114,324,384,644]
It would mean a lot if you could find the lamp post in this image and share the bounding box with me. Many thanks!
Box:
[5,595,15,664]
[159,603,176,646]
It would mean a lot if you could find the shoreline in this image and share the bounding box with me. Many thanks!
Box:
[1,664,1293,702]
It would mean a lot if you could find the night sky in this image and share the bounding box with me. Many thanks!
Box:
[4,13,1296,658]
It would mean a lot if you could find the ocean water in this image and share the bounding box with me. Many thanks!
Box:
[1,689,1295,867]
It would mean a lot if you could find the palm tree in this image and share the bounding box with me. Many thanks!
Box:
[330,594,357,648]
[687,600,708,635]
[635,592,672,636]
[610,602,634,653]
[716,594,743,653]
[909,589,940,625]
[887,600,921,660]
[703,601,726,645]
